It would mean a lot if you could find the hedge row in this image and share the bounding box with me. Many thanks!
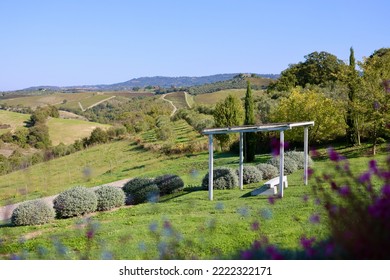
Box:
[11,174,185,226]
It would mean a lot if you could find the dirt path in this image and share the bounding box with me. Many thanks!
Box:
[183,91,192,109]
[160,93,177,117]
[0,178,131,222]
[86,95,116,110]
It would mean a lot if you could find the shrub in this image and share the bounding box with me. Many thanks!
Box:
[154,174,184,196]
[256,163,279,180]
[267,156,299,175]
[53,186,97,218]
[201,167,238,190]
[122,178,160,205]
[11,200,55,226]
[94,186,125,211]
[237,166,263,184]
[285,151,314,169]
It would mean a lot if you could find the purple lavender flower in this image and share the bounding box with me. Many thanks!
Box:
[369,160,378,174]
[328,147,342,162]
[359,172,371,183]
[251,221,260,231]
[338,185,351,197]
[309,214,320,224]
[241,250,253,260]
[302,194,309,203]
[268,196,276,205]
[265,245,283,260]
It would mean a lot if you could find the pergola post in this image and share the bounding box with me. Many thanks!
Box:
[208,134,214,201]
[279,130,285,198]
[239,132,243,190]
[304,126,309,185]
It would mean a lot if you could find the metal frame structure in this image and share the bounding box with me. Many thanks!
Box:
[202,121,314,200]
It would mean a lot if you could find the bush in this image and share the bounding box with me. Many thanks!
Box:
[122,178,160,205]
[285,151,314,169]
[154,174,184,196]
[201,167,238,190]
[267,156,299,175]
[256,163,279,180]
[237,166,263,184]
[53,186,97,218]
[94,186,125,211]
[11,200,55,226]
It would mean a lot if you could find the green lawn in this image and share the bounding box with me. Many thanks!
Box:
[0,139,387,259]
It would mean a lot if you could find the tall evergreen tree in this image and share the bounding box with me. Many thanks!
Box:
[346,47,360,145]
[244,81,256,162]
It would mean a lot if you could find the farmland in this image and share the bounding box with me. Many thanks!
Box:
[194,89,264,105]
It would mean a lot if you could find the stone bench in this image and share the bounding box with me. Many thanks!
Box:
[251,176,288,196]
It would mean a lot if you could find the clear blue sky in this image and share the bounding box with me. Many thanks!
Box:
[0,0,388,91]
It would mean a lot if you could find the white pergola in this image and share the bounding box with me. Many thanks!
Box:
[202,121,314,200]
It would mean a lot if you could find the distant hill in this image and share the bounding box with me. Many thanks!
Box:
[1,73,279,95]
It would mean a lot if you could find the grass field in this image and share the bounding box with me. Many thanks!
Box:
[0,110,30,135]
[47,118,111,145]
[0,146,387,259]
[194,89,264,105]
[0,110,111,145]
[0,137,387,259]
[0,92,115,109]
[164,92,190,110]
[141,119,206,144]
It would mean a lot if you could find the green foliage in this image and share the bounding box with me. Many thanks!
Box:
[267,156,299,175]
[359,48,390,154]
[239,165,263,184]
[201,167,238,190]
[94,185,126,211]
[53,186,97,218]
[88,127,109,145]
[256,163,279,180]
[269,51,346,91]
[11,200,55,226]
[244,81,256,163]
[28,124,51,148]
[213,95,244,150]
[270,88,346,143]
[154,174,184,195]
[174,108,214,133]
[122,178,160,205]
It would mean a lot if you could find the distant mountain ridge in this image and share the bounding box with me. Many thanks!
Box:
[3,73,279,93]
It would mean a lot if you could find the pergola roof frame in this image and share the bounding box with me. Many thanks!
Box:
[202,121,314,200]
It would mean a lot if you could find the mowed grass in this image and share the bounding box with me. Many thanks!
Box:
[0,110,30,135]
[0,142,387,259]
[164,91,189,110]
[47,117,111,145]
[194,89,264,105]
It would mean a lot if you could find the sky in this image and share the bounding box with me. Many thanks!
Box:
[0,0,389,91]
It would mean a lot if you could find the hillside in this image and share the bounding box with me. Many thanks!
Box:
[0,73,278,95]
[0,110,110,145]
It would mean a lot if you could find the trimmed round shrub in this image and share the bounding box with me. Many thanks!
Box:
[256,163,279,180]
[285,151,314,169]
[94,185,125,211]
[53,186,97,218]
[201,167,238,190]
[154,174,184,196]
[11,200,55,226]
[122,177,160,205]
[237,166,263,184]
[267,156,299,175]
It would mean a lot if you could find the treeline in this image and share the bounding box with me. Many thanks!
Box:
[187,74,269,95]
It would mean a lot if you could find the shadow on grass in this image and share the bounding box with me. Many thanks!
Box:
[158,185,205,203]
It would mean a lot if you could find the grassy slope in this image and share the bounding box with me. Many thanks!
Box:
[47,118,110,145]
[164,92,189,110]
[1,150,386,259]
[194,89,264,105]
[0,111,30,135]
[0,92,115,109]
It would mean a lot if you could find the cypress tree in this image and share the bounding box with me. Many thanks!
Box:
[346,47,359,145]
[244,81,256,162]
